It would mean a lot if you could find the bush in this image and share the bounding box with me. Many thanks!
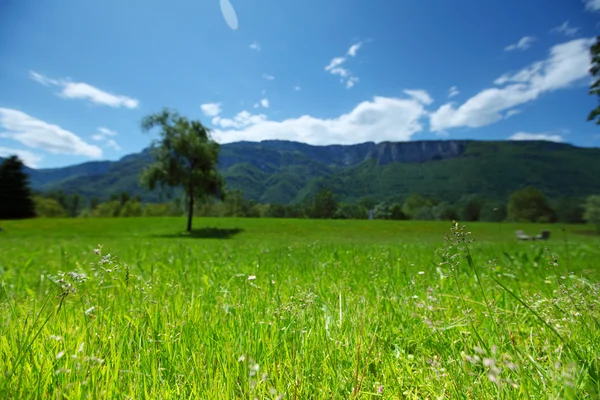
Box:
[507,187,556,223]
[119,201,143,217]
[92,201,121,218]
[33,196,68,218]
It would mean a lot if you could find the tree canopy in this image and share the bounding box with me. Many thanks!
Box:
[588,36,600,125]
[507,187,556,223]
[0,155,36,219]
[140,109,225,231]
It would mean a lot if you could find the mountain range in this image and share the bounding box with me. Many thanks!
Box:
[4,140,600,205]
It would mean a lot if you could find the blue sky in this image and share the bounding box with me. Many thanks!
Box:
[1,0,600,168]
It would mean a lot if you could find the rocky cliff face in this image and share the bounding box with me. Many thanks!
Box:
[249,140,468,166]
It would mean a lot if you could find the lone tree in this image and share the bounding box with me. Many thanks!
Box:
[0,155,36,219]
[588,36,600,124]
[140,109,225,232]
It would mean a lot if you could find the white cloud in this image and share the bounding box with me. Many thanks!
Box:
[97,127,117,136]
[200,102,222,117]
[504,36,536,51]
[212,110,268,129]
[29,71,59,86]
[260,98,270,108]
[0,108,102,158]
[249,41,261,51]
[325,42,363,88]
[253,103,259,108]
[261,73,275,81]
[91,127,121,151]
[210,93,429,145]
[505,109,522,119]
[104,139,121,151]
[584,0,600,11]
[403,89,433,105]
[448,86,460,98]
[430,38,594,132]
[508,132,564,142]
[347,42,363,57]
[346,77,359,89]
[294,85,301,91]
[0,147,43,168]
[551,21,580,37]
[29,71,139,109]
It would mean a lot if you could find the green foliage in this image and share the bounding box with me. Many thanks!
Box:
[310,188,338,219]
[508,187,557,223]
[26,141,600,208]
[334,203,367,220]
[479,201,507,222]
[457,194,485,222]
[434,202,459,221]
[0,155,36,219]
[92,201,122,217]
[583,195,600,232]
[402,194,430,219]
[373,203,391,219]
[32,196,68,218]
[389,203,406,220]
[140,108,224,231]
[413,205,437,220]
[551,196,585,224]
[119,200,143,217]
[143,202,183,217]
[587,36,600,125]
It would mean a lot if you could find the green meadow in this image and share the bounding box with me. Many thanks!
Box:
[1,218,599,398]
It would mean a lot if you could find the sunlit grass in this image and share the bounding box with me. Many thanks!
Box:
[0,218,599,398]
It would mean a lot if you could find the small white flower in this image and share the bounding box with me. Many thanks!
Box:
[418,271,425,275]
[248,275,256,281]
[483,358,496,367]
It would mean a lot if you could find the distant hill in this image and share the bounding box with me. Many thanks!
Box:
[4,140,600,204]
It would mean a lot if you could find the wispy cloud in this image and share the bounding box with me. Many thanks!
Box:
[0,108,102,158]
[210,92,429,145]
[200,102,222,117]
[261,73,275,81]
[294,85,301,91]
[430,38,594,132]
[347,42,363,57]
[249,41,261,51]
[29,71,139,109]
[325,42,363,89]
[448,86,460,98]
[0,147,43,168]
[260,98,270,108]
[505,109,522,119]
[508,132,564,142]
[584,0,600,12]
[551,20,580,36]
[403,90,433,105]
[504,36,536,51]
[91,127,121,151]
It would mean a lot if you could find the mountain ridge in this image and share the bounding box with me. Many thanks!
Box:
[2,139,599,204]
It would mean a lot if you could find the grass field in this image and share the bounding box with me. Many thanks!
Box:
[1,217,599,398]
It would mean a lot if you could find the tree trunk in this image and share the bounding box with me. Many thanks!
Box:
[187,191,194,232]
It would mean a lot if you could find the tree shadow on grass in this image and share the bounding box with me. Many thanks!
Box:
[156,227,245,239]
